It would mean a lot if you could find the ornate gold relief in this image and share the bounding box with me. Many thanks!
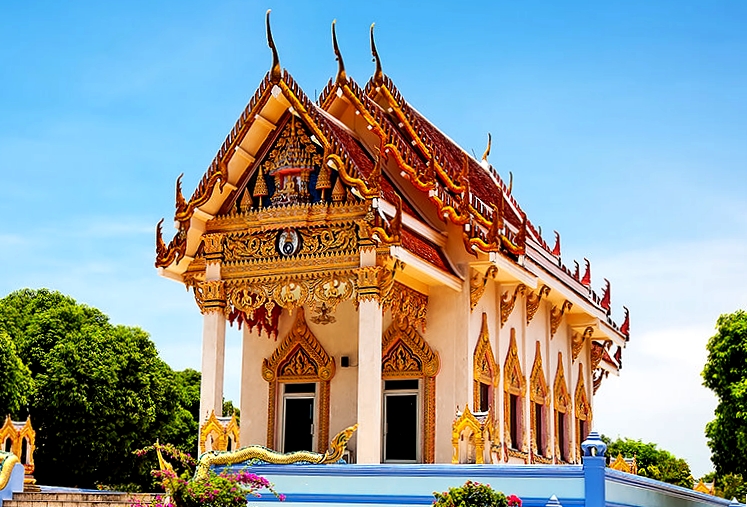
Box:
[529,342,550,458]
[451,405,489,464]
[227,271,356,319]
[383,282,428,333]
[550,300,573,338]
[526,285,551,325]
[575,363,592,461]
[591,341,608,370]
[197,280,226,313]
[500,284,526,327]
[202,234,224,262]
[0,416,35,477]
[199,411,240,454]
[357,262,398,304]
[553,352,571,462]
[223,224,358,263]
[571,326,594,361]
[503,328,526,452]
[263,308,335,452]
[473,313,498,412]
[382,319,439,463]
[470,265,498,312]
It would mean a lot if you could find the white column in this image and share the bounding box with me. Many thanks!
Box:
[355,247,383,464]
[199,261,226,424]
[199,308,226,421]
[356,297,383,463]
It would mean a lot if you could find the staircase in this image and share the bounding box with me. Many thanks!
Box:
[3,492,158,507]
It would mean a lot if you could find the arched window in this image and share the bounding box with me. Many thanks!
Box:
[473,313,498,413]
[575,363,592,459]
[263,308,335,453]
[529,342,550,460]
[553,352,571,462]
[503,328,526,455]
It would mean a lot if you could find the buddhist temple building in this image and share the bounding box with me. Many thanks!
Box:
[155,14,630,465]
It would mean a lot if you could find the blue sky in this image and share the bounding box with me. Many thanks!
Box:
[2,1,746,477]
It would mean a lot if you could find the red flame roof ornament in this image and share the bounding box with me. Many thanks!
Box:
[600,278,611,313]
[581,258,591,287]
[552,231,561,256]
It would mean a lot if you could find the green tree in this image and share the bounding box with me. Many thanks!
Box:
[0,289,199,488]
[0,331,32,419]
[604,436,694,488]
[702,310,747,478]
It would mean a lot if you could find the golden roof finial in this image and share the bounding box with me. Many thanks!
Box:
[332,20,347,84]
[266,10,281,83]
[481,132,492,163]
[370,23,384,86]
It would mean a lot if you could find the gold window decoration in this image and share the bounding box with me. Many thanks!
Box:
[451,405,487,464]
[382,318,440,463]
[574,362,592,462]
[262,307,335,452]
[473,313,498,413]
[529,342,550,459]
[503,328,526,456]
[553,352,572,463]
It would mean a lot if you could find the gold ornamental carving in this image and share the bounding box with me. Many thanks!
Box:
[574,363,592,462]
[470,266,497,312]
[571,326,594,361]
[451,405,493,464]
[227,271,356,320]
[550,300,573,338]
[263,308,335,452]
[202,234,224,262]
[554,352,571,463]
[529,342,550,458]
[199,411,240,454]
[473,313,498,412]
[500,284,526,327]
[223,224,359,263]
[357,263,398,304]
[526,285,551,326]
[383,282,428,333]
[591,341,608,371]
[503,328,526,452]
[382,319,439,463]
[198,280,226,313]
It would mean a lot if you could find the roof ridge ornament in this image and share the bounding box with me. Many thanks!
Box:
[370,23,384,86]
[266,10,281,83]
[481,132,492,164]
[332,20,347,84]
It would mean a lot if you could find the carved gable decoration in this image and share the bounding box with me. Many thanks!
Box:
[473,313,498,386]
[231,114,352,213]
[575,363,591,421]
[554,352,571,413]
[382,320,439,379]
[529,342,549,405]
[503,328,526,396]
[262,307,335,383]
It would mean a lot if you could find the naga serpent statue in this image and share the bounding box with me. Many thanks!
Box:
[157,424,358,486]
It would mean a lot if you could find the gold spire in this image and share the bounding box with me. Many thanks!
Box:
[332,20,347,84]
[239,188,253,212]
[316,164,332,192]
[266,10,281,83]
[331,175,345,202]
[481,133,492,162]
[253,165,269,199]
[370,23,384,86]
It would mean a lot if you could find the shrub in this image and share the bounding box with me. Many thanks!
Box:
[132,443,284,507]
[433,480,521,507]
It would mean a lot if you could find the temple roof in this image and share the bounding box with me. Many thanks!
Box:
[154,16,630,353]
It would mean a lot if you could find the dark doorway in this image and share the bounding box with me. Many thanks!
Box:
[283,397,314,452]
[384,391,418,462]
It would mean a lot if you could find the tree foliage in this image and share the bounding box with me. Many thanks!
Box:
[603,436,694,488]
[0,331,32,419]
[702,310,747,478]
[0,288,200,489]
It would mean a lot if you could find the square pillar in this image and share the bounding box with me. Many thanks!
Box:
[198,278,227,424]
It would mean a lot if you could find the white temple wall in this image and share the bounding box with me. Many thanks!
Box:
[427,282,470,463]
